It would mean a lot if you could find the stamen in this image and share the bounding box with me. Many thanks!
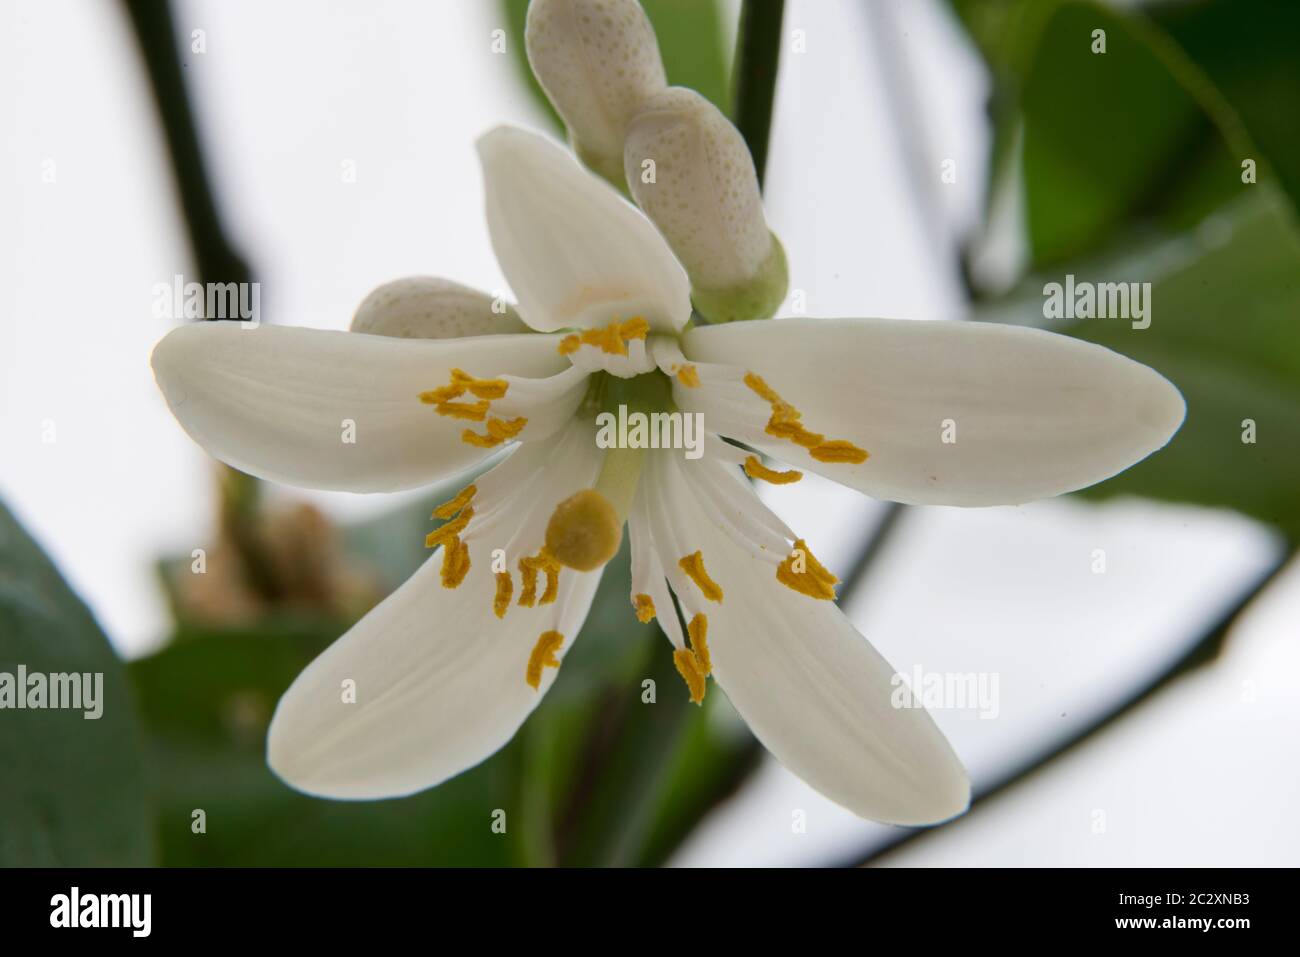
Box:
[558,334,581,355]
[451,368,509,400]
[744,372,868,463]
[425,507,473,549]
[687,613,711,675]
[433,484,477,519]
[462,415,528,448]
[633,593,656,623]
[674,363,700,388]
[776,538,839,600]
[517,556,539,607]
[556,318,649,358]
[493,571,513,619]
[673,648,707,705]
[679,550,724,603]
[526,630,564,690]
[432,399,490,422]
[440,537,471,589]
[743,455,802,485]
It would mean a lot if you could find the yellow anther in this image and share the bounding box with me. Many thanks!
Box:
[517,558,539,607]
[451,368,509,400]
[673,648,707,705]
[539,560,560,605]
[493,571,513,619]
[526,630,564,690]
[424,506,473,549]
[674,363,701,388]
[584,323,627,356]
[810,440,869,464]
[744,371,868,462]
[433,399,490,422]
[743,455,802,485]
[433,484,477,520]
[558,334,581,355]
[544,489,622,572]
[440,537,471,589]
[687,613,711,675]
[678,550,723,603]
[633,593,656,623]
[462,415,528,448]
[619,316,648,340]
[419,383,466,404]
[776,538,839,600]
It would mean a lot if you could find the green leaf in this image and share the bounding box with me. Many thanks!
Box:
[0,501,153,865]
[500,0,733,135]
[1151,0,1300,219]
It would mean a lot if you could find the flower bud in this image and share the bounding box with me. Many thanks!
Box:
[351,277,528,339]
[623,87,787,323]
[525,0,667,185]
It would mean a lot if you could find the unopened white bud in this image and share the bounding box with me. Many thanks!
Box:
[525,0,666,185]
[351,277,528,339]
[624,87,787,323]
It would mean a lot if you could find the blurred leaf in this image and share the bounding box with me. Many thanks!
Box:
[0,501,153,865]
[980,187,1300,539]
[1151,0,1300,219]
[500,0,733,135]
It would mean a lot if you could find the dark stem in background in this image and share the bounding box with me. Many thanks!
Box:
[732,0,785,188]
[120,0,278,602]
[842,546,1294,868]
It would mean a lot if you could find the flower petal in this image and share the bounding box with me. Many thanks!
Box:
[648,451,969,824]
[152,322,574,493]
[477,125,691,333]
[350,276,529,339]
[680,317,1185,506]
[267,421,605,799]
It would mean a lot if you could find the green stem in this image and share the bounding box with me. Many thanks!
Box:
[732,0,786,187]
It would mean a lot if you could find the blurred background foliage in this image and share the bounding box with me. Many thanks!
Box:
[2,0,1297,865]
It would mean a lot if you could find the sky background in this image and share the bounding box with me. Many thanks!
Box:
[2,0,1295,866]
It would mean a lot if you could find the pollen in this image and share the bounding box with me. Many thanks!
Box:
[544,488,623,572]
[810,440,869,464]
[451,368,509,400]
[440,537,471,589]
[744,371,869,464]
[673,648,707,705]
[493,571,513,619]
[526,630,564,690]
[776,538,839,600]
[425,506,473,549]
[679,550,723,603]
[432,399,490,422]
[687,613,711,675]
[633,592,656,623]
[556,317,649,357]
[433,484,477,520]
[516,550,560,608]
[743,455,802,485]
[675,363,701,388]
[462,415,528,448]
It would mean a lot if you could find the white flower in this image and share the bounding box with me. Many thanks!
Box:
[151,126,1184,825]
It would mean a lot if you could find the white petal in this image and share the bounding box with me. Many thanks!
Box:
[152,322,574,493]
[350,277,529,339]
[477,125,691,334]
[680,317,1186,506]
[650,451,969,824]
[267,421,605,799]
